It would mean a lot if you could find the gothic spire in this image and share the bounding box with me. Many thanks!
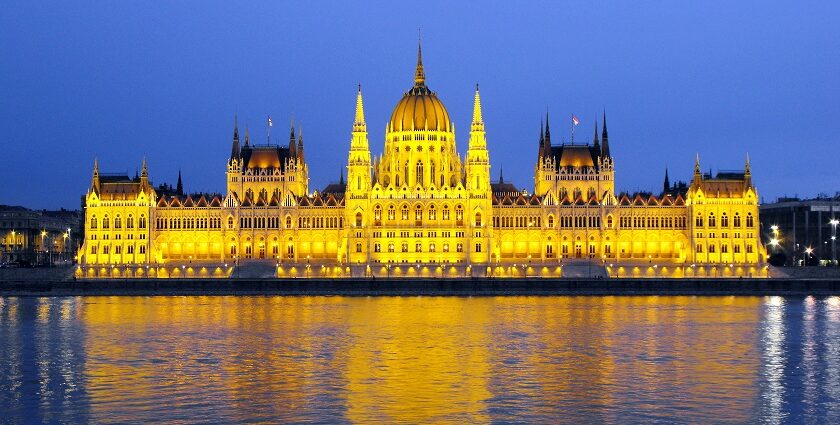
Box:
[471,84,484,132]
[499,166,505,184]
[538,120,545,158]
[745,152,751,175]
[244,125,250,147]
[414,34,425,86]
[340,167,345,185]
[141,157,147,178]
[544,111,551,143]
[601,110,611,158]
[231,115,240,159]
[176,169,183,195]
[297,127,304,161]
[353,84,366,132]
[663,168,670,193]
[592,120,601,153]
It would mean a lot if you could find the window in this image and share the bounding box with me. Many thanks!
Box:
[127,215,134,229]
[442,207,450,220]
[734,244,741,254]
[475,212,482,227]
[91,245,98,254]
[721,244,729,253]
[695,215,703,227]
[734,214,741,227]
[115,216,122,229]
[429,206,436,220]
[388,243,395,253]
[139,246,146,254]
[696,244,703,253]
[402,206,409,220]
[388,206,395,220]
[127,245,134,254]
[228,217,234,229]
[415,206,422,222]
[287,216,293,228]
[139,215,146,229]
[746,213,754,228]
[402,242,409,253]
[456,243,463,253]
[746,244,753,254]
[708,244,716,253]
[103,216,110,229]
[355,212,362,227]
[416,243,422,252]
[475,243,482,253]
[103,246,110,254]
[708,213,716,227]
[374,243,381,253]
[356,243,362,253]
[606,216,613,228]
[429,243,436,253]
[548,215,555,228]
[721,213,729,227]
[90,217,97,229]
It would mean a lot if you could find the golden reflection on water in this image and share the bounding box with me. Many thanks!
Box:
[58,296,769,423]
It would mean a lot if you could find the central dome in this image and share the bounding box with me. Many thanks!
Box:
[387,44,452,133]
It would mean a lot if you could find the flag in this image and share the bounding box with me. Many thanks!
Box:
[571,115,580,126]
[268,116,273,127]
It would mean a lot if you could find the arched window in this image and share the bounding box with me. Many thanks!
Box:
[429,205,436,220]
[286,216,293,228]
[416,161,424,185]
[114,215,122,229]
[401,205,409,220]
[90,216,98,229]
[227,216,234,229]
[548,215,555,228]
[442,206,450,220]
[139,215,146,229]
[606,215,614,228]
[695,214,703,227]
[708,213,716,227]
[415,205,423,222]
[475,212,482,227]
[721,213,729,227]
[355,212,362,227]
[127,215,134,229]
[456,205,464,222]
[746,213,754,228]
[388,205,395,220]
[734,213,741,227]
[103,216,110,229]
[374,205,382,224]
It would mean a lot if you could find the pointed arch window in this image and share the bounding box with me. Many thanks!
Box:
[416,161,424,185]
[90,216,98,229]
[708,213,716,227]
[734,213,741,227]
[746,213,754,228]
[721,213,729,227]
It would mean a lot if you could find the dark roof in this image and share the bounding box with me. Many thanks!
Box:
[321,182,347,195]
[240,145,293,171]
[548,144,601,169]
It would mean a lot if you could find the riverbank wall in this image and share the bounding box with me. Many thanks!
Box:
[2,277,840,296]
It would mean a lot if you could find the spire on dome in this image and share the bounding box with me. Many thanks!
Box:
[471,84,484,131]
[745,152,751,175]
[176,169,183,195]
[694,153,702,176]
[414,34,425,86]
[663,167,670,193]
[499,166,505,184]
[353,84,366,132]
[141,157,147,178]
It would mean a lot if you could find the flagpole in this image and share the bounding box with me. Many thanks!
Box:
[571,114,575,145]
[267,115,272,145]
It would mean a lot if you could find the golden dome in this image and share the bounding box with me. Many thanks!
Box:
[557,146,596,167]
[387,43,452,133]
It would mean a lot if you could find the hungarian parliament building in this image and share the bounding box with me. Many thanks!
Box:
[78,46,767,278]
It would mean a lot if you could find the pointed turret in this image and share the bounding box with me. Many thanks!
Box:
[663,168,670,194]
[544,111,551,145]
[601,111,611,158]
[296,127,304,162]
[244,125,250,147]
[91,158,100,193]
[744,153,752,186]
[414,37,425,86]
[230,115,240,159]
[693,153,702,184]
[592,120,601,153]
[538,120,545,158]
[288,120,297,159]
[339,168,345,185]
[471,84,484,132]
[499,166,505,184]
[353,84,366,133]
[176,170,183,195]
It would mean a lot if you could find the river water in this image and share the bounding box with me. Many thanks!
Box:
[1,296,839,423]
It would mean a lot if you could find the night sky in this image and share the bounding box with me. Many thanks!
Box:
[1,1,838,210]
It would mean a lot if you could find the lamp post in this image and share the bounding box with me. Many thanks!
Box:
[40,230,46,265]
[830,219,838,266]
[805,247,813,266]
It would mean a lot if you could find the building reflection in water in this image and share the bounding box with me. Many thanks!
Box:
[1,296,840,422]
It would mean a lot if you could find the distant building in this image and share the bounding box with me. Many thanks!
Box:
[760,196,840,265]
[0,206,81,265]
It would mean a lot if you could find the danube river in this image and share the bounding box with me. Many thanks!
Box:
[1,296,839,423]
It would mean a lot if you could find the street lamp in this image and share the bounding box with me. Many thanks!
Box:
[830,219,839,266]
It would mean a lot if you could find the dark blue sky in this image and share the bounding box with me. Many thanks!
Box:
[1,1,838,209]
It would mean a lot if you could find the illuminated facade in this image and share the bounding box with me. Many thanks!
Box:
[78,45,766,278]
